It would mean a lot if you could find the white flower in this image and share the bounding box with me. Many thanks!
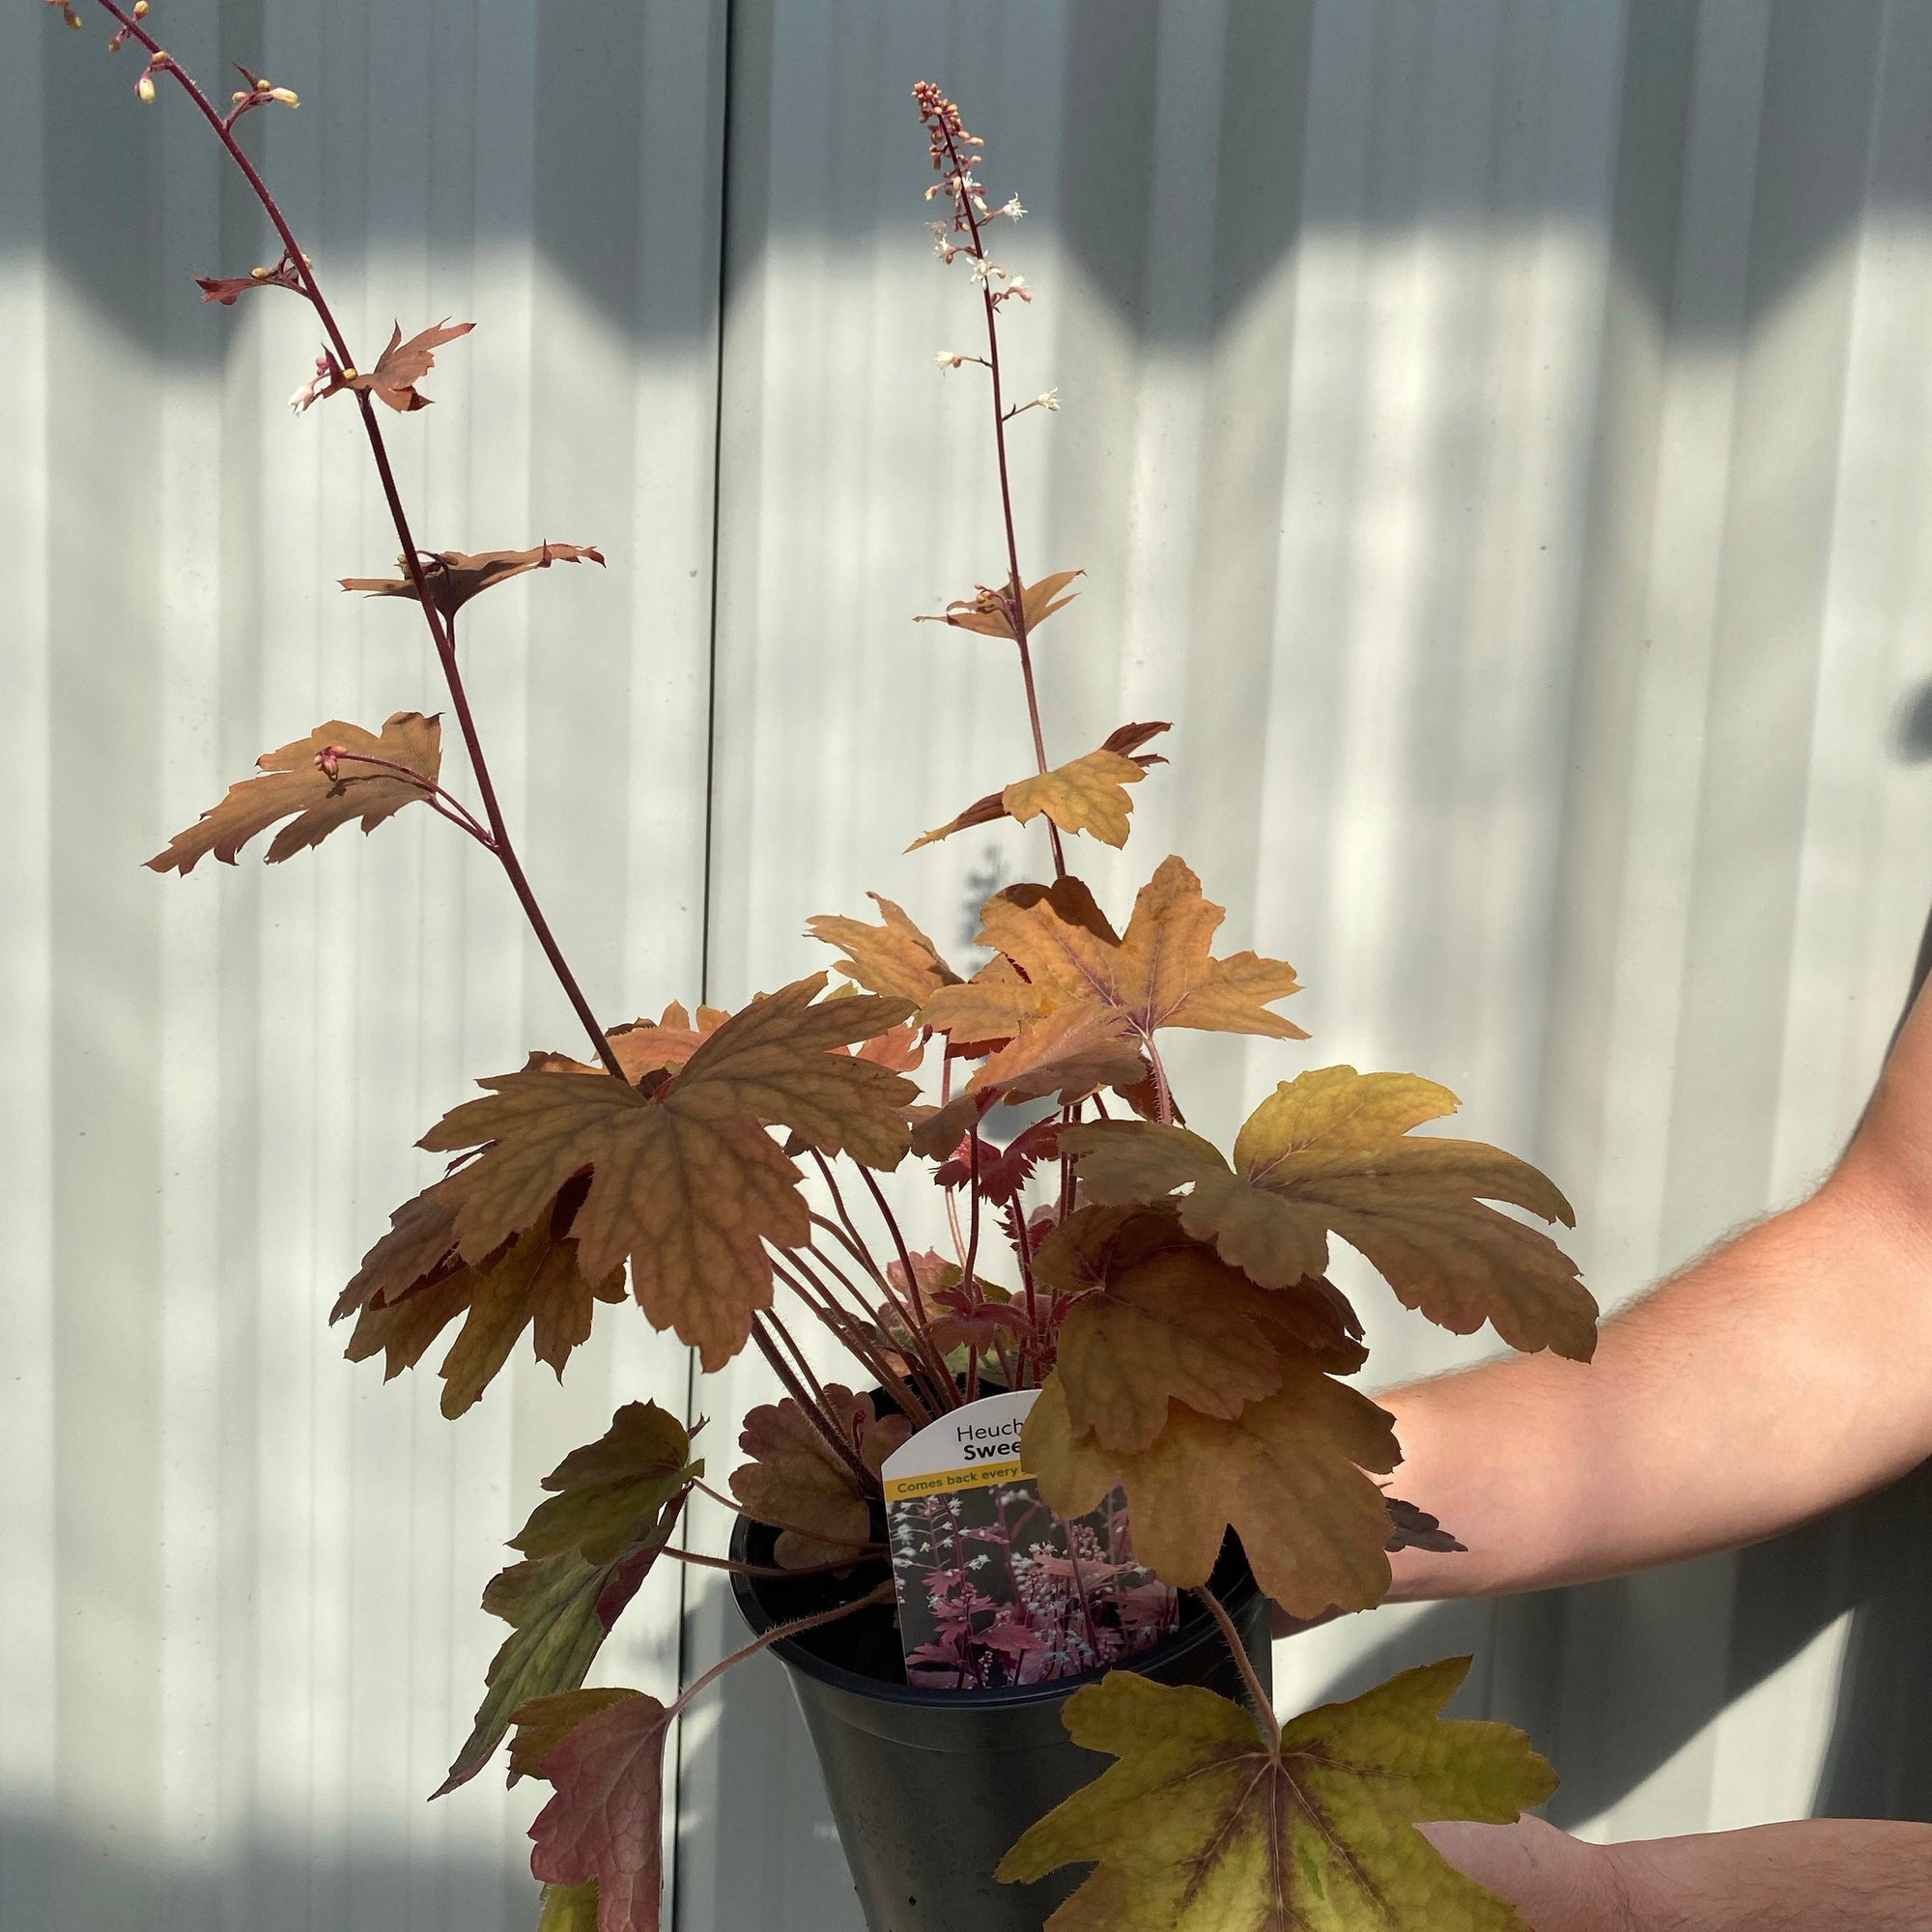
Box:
[997,196,1026,220]
[936,350,965,370]
[970,257,998,282]
[289,352,331,413]
[1036,389,1059,412]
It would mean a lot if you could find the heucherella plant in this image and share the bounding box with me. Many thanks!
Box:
[61,10,1598,1925]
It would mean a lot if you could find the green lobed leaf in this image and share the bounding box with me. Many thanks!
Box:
[437,1404,696,1797]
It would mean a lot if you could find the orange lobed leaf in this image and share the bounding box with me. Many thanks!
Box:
[147,712,441,874]
[854,1021,925,1074]
[909,1004,1146,1161]
[923,858,1305,1055]
[352,318,474,412]
[910,722,1170,852]
[341,541,606,620]
[729,1386,908,1567]
[418,977,917,1371]
[921,948,1050,1052]
[1064,1065,1597,1361]
[605,1001,731,1081]
[807,894,960,1002]
[1025,1370,1400,1620]
[1033,1204,1364,1455]
[997,1660,1558,1931]
[915,567,1083,639]
[335,1177,625,1417]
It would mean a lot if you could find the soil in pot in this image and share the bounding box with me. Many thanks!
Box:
[729,1514,1272,1932]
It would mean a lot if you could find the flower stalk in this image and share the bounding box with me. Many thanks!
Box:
[87,0,626,1080]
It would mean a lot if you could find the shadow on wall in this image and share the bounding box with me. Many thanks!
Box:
[22,0,1918,356]
[1314,1460,1932,1828]
[0,1814,530,1932]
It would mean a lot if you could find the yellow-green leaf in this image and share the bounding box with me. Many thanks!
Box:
[1065,1065,1598,1361]
[536,1881,601,1932]
[147,712,441,873]
[997,1660,1557,1931]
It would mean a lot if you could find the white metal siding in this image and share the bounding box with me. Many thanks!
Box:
[5,5,1932,1928]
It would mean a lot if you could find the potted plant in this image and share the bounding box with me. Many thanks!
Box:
[56,10,1601,1929]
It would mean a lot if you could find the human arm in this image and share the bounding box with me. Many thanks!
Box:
[1379,976,1932,1601]
[1419,1816,1932,1931]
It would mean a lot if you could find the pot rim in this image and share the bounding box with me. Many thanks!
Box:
[727,1514,1256,1712]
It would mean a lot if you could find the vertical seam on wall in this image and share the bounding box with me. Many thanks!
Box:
[673,1,734,1927]
[696,0,734,1014]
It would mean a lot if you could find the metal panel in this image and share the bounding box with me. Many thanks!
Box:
[0,3,724,1926]
[6,4,1932,1930]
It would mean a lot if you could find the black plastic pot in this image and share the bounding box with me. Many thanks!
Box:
[729,1518,1271,1932]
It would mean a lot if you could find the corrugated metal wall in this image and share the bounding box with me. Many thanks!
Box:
[6,4,1932,1927]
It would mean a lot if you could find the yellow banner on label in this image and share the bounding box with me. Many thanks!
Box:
[883,1455,1030,1504]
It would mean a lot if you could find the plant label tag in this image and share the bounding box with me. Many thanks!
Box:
[879,1389,1179,1690]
